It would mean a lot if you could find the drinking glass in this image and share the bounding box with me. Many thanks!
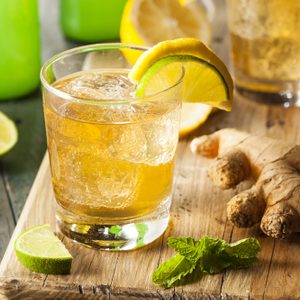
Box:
[40,44,183,251]
[227,0,300,106]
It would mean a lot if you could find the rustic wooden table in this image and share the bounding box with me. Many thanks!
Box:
[1,1,300,298]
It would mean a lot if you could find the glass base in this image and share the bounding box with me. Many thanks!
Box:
[234,73,300,107]
[56,200,170,251]
[236,86,300,107]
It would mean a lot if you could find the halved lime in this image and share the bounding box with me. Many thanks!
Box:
[0,111,18,155]
[129,38,233,111]
[14,224,73,274]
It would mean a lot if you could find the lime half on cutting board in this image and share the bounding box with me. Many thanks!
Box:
[14,224,72,274]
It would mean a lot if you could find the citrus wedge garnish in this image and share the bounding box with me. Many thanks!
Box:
[178,0,195,5]
[180,103,212,137]
[129,38,233,111]
[0,111,18,155]
[120,0,211,63]
[14,224,72,274]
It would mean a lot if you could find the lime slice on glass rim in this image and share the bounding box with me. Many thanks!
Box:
[128,38,233,111]
[0,111,18,155]
[14,224,72,274]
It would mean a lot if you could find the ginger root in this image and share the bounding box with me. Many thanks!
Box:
[190,128,300,239]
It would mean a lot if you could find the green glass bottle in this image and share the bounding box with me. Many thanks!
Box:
[0,0,40,100]
[60,0,127,42]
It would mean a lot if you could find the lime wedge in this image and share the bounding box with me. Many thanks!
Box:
[129,38,233,111]
[14,224,72,274]
[0,111,18,155]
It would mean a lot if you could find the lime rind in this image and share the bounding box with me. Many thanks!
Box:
[129,39,230,84]
[135,55,232,111]
[15,248,72,275]
[129,38,233,111]
[0,111,18,156]
[14,224,73,274]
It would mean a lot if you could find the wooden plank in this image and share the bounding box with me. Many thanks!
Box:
[171,140,227,298]
[0,156,54,278]
[259,106,300,300]
[1,0,300,298]
[1,95,300,299]
[0,156,118,299]
[219,97,300,299]
[0,95,47,220]
[0,169,15,259]
[217,96,269,299]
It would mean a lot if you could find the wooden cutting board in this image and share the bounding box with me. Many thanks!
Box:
[1,95,300,299]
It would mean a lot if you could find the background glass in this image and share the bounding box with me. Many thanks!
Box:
[41,44,183,251]
[227,0,300,106]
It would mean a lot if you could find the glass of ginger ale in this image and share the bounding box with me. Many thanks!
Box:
[227,0,300,106]
[40,44,183,251]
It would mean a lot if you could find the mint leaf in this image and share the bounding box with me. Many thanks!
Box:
[200,243,229,274]
[154,236,222,287]
[168,236,230,274]
[136,223,148,237]
[109,225,122,237]
[167,237,203,263]
[152,254,196,288]
[199,237,260,274]
[226,238,261,258]
[135,223,148,248]
[222,238,261,269]
[152,236,261,288]
[168,236,225,263]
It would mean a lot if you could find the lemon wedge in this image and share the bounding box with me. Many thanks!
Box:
[180,103,212,137]
[178,0,195,5]
[129,38,233,111]
[120,0,211,63]
[0,111,18,155]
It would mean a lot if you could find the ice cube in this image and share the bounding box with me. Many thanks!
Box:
[60,71,135,101]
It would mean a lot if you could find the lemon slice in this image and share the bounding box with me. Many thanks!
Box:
[120,0,211,63]
[129,38,233,111]
[0,111,18,155]
[180,103,212,137]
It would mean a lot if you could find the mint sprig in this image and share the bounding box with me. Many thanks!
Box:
[152,236,260,288]
[152,254,196,288]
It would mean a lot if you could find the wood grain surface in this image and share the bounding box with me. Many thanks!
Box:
[1,0,300,299]
[1,94,300,299]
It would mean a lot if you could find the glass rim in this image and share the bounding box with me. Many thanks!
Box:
[40,43,185,106]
